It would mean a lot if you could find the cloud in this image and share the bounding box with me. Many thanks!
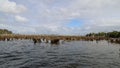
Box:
[15,15,28,22]
[0,0,27,14]
[31,0,120,34]
[0,0,120,35]
[0,23,36,34]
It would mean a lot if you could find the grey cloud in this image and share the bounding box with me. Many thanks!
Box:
[0,0,120,35]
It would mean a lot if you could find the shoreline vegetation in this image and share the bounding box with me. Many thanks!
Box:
[0,29,120,44]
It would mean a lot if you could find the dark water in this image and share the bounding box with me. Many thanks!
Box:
[0,40,120,68]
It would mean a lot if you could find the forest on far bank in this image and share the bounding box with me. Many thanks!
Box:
[0,29,12,34]
[86,31,120,38]
[0,29,120,38]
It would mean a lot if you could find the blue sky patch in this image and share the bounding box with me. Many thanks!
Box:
[67,19,84,28]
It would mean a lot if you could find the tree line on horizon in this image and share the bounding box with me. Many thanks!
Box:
[86,31,120,38]
[0,29,12,34]
[0,29,120,38]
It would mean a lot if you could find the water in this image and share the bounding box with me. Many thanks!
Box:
[0,40,120,68]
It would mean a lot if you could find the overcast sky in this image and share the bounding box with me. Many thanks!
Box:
[0,0,120,35]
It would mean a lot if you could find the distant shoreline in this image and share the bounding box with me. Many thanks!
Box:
[0,34,120,44]
[0,29,120,44]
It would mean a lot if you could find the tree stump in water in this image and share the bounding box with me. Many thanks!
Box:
[51,39,60,44]
[32,38,37,44]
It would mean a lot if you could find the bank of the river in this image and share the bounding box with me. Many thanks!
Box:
[0,34,120,44]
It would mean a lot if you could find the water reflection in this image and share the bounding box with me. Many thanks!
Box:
[0,40,120,68]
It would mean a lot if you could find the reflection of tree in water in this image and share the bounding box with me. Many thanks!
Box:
[96,40,98,44]
[118,48,120,58]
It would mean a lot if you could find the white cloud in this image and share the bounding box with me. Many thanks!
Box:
[0,0,27,14]
[0,23,36,34]
[15,15,28,22]
[1,0,120,35]
[21,0,120,34]
[32,0,120,34]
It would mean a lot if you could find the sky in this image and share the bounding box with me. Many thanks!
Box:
[0,0,120,35]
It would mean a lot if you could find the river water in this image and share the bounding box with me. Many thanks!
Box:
[0,40,120,68]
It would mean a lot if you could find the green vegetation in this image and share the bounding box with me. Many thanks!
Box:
[86,31,120,38]
[0,29,12,34]
[0,29,119,44]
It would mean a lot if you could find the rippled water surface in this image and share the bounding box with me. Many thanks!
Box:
[0,40,120,68]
